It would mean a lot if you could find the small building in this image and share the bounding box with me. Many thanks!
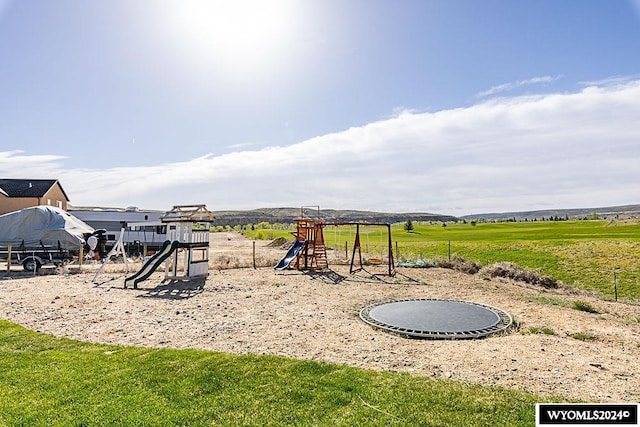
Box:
[69,206,166,253]
[0,179,70,216]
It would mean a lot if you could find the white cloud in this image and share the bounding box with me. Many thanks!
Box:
[2,79,639,216]
[0,151,67,178]
[227,142,256,150]
[578,75,639,87]
[476,75,563,98]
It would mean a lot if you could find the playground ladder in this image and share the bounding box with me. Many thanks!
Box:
[310,226,328,270]
[311,241,328,269]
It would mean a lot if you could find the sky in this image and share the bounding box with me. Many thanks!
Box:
[1,0,640,216]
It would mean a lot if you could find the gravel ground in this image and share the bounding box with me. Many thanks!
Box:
[1,233,638,403]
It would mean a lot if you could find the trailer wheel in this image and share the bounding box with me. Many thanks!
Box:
[23,258,41,272]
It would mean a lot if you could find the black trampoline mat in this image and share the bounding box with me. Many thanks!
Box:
[367,299,501,334]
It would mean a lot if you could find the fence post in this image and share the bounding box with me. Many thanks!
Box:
[79,243,84,269]
[253,241,256,269]
[448,240,451,261]
[6,244,11,272]
[395,241,399,259]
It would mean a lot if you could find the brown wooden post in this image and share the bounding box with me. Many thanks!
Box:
[6,244,11,272]
[350,224,363,274]
[387,224,395,276]
[252,240,256,269]
[79,243,84,269]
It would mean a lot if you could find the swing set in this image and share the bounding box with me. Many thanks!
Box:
[344,222,395,276]
[279,206,396,276]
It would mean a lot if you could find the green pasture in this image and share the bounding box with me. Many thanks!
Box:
[318,220,640,301]
[0,320,547,426]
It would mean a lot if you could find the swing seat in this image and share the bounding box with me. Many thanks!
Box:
[367,257,383,265]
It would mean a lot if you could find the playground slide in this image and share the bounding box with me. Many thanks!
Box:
[274,240,305,270]
[124,240,179,288]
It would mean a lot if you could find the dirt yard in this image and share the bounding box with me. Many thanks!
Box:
[0,232,638,403]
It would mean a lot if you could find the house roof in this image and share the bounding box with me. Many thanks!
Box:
[0,179,70,201]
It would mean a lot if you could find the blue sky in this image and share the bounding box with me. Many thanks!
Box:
[1,0,640,216]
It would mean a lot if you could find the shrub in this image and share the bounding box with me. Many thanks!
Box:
[396,258,438,268]
[479,262,559,289]
[435,255,482,274]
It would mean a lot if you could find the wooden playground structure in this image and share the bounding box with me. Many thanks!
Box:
[124,205,215,288]
[277,206,396,276]
[161,204,215,281]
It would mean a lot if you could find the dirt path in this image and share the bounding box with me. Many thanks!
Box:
[0,233,638,403]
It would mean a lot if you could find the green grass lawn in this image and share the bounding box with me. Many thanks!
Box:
[318,220,640,301]
[0,320,552,426]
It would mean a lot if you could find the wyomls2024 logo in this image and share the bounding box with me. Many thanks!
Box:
[536,403,638,426]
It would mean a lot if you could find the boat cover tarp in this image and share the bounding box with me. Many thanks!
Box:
[0,206,94,249]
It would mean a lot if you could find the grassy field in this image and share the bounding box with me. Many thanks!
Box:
[0,320,549,426]
[295,219,640,301]
[402,220,640,301]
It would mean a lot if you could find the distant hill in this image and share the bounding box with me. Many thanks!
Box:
[211,207,457,226]
[460,204,640,221]
[70,204,640,226]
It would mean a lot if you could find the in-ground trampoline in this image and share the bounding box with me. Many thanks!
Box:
[359,299,512,339]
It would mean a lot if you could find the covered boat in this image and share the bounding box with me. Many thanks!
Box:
[0,206,94,249]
